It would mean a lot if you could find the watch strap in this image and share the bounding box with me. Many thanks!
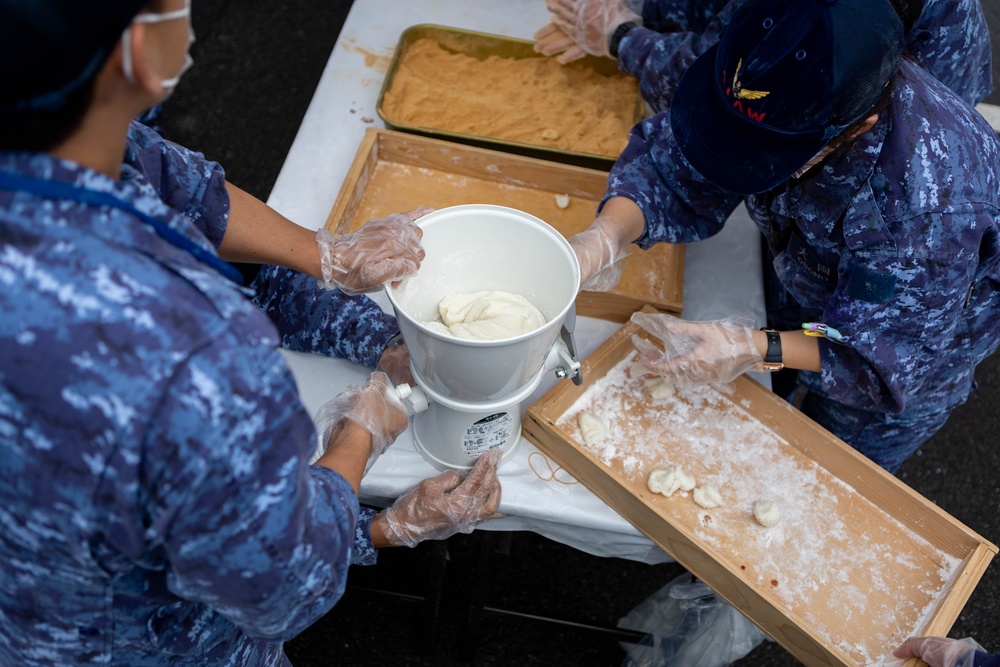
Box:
[761,329,784,371]
[609,22,639,58]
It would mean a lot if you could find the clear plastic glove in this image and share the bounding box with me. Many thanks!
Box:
[313,372,409,473]
[316,207,431,295]
[893,636,985,667]
[377,335,416,387]
[630,312,762,387]
[382,449,504,547]
[570,214,634,292]
[533,0,641,63]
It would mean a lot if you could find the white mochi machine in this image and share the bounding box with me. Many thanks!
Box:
[387,204,582,471]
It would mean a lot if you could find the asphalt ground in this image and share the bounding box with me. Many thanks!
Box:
[158,2,1000,664]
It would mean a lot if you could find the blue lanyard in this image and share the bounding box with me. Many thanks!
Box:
[0,169,244,285]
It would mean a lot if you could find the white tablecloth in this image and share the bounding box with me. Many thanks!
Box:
[268,0,767,564]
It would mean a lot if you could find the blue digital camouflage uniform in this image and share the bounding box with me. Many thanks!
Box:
[0,121,383,666]
[619,0,993,112]
[605,60,1000,472]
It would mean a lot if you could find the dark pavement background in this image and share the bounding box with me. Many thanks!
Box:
[159,2,1000,664]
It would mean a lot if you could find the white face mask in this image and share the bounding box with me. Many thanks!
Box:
[121,0,195,95]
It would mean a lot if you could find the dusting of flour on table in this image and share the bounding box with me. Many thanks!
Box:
[556,351,962,664]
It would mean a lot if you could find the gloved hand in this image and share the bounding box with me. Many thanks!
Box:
[316,207,431,295]
[893,636,985,667]
[533,0,641,63]
[382,449,504,547]
[313,372,409,473]
[377,334,416,387]
[630,312,762,386]
[570,214,634,292]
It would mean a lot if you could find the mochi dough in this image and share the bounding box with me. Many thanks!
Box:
[693,484,724,509]
[424,290,546,340]
[646,466,696,497]
[753,500,781,527]
[644,376,676,400]
[577,411,607,448]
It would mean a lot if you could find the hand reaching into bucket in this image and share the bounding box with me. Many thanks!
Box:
[630,312,762,386]
[533,0,641,63]
[313,372,409,479]
[316,207,432,295]
[377,450,504,547]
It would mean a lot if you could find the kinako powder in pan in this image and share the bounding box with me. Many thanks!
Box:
[381,37,640,158]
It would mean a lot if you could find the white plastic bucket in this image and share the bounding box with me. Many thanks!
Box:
[386,204,580,403]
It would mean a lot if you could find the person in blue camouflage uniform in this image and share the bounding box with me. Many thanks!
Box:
[554,0,1000,473]
[621,0,992,111]
[0,1,503,665]
[536,0,992,110]
[536,0,994,401]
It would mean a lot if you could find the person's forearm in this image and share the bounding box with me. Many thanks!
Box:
[750,329,821,372]
[598,196,646,242]
[313,420,373,493]
[219,181,322,279]
[368,512,395,548]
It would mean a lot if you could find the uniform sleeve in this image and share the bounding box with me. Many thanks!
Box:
[250,264,399,369]
[351,507,379,566]
[142,337,360,640]
[906,0,993,106]
[603,111,741,247]
[975,651,1000,667]
[639,0,733,33]
[124,121,231,249]
[818,227,981,414]
[619,1,743,113]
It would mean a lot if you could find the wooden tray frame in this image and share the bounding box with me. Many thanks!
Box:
[523,308,996,667]
[326,128,685,321]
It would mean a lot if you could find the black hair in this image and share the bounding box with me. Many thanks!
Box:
[824,76,896,155]
[0,0,164,153]
[0,76,98,152]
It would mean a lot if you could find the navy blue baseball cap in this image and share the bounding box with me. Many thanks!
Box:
[669,0,904,195]
[0,0,148,114]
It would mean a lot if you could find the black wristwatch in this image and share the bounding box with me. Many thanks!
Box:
[609,21,640,58]
[760,329,784,371]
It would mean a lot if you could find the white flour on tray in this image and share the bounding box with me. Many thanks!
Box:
[557,352,962,665]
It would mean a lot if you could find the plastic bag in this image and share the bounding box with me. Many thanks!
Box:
[618,573,769,667]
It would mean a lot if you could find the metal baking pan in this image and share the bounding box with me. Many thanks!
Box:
[376,24,645,169]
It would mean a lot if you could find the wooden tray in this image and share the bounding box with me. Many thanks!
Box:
[326,129,684,320]
[376,24,645,169]
[523,309,996,667]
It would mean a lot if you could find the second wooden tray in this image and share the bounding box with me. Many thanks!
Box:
[326,129,684,321]
[523,309,996,666]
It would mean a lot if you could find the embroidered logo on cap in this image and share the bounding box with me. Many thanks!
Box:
[722,58,769,123]
[732,59,769,100]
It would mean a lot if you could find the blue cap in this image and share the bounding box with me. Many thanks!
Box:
[669,0,904,195]
[0,0,148,114]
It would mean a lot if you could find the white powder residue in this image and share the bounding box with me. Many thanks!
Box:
[557,353,963,664]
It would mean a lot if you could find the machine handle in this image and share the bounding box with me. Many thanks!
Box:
[394,382,430,416]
